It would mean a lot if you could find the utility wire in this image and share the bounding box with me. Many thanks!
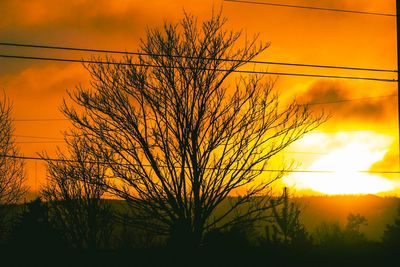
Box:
[0,54,396,82]
[224,0,396,17]
[312,127,397,134]
[15,141,64,144]
[10,139,326,153]
[9,127,399,141]
[10,94,398,123]
[14,134,64,140]
[0,41,396,73]
[286,151,328,155]
[14,118,67,122]
[2,154,399,174]
[9,133,396,155]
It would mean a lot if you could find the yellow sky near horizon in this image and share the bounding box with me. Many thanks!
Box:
[0,0,398,196]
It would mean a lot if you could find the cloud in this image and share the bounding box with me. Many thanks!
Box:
[0,0,220,77]
[0,63,89,184]
[370,141,399,178]
[283,131,395,194]
[2,63,88,96]
[0,63,90,131]
[0,0,143,28]
[0,0,215,33]
[296,80,396,124]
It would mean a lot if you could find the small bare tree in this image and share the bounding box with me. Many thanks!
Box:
[41,135,114,250]
[0,95,25,239]
[267,187,310,245]
[63,12,325,247]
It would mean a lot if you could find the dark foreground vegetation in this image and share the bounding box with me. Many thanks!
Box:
[1,242,399,267]
[1,195,400,266]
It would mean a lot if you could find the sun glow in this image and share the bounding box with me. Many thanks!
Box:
[283,132,394,195]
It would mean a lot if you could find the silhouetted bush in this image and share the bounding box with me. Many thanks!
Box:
[115,214,162,249]
[262,188,312,247]
[314,213,367,247]
[7,198,65,251]
[203,223,256,249]
[343,213,367,244]
[314,221,343,246]
[382,205,400,246]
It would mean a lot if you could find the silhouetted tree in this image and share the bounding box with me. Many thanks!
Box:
[314,213,367,246]
[116,212,160,249]
[41,135,114,250]
[203,224,255,249]
[343,213,367,244]
[266,187,310,246]
[7,198,64,251]
[314,221,343,246]
[382,205,400,246]
[63,11,325,247]
[0,95,25,240]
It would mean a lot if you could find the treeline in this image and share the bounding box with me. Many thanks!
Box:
[1,191,400,266]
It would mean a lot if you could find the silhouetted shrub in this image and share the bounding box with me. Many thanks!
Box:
[343,213,367,244]
[313,213,367,247]
[382,205,400,246]
[263,188,312,247]
[314,221,343,246]
[203,223,256,249]
[7,198,65,251]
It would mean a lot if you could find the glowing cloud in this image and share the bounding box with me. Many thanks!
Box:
[284,132,394,195]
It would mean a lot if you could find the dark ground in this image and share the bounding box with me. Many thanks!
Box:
[1,243,398,267]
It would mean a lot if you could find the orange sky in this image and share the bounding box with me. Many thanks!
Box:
[0,0,398,195]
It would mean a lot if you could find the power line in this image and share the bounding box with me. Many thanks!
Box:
[15,141,64,144]
[288,150,399,156]
[14,134,63,140]
[14,118,67,122]
[0,54,396,83]
[286,151,327,155]
[10,94,399,124]
[0,41,396,73]
[2,154,399,174]
[312,127,397,134]
[224,0,396,17]
[7,136,387,155]
[17,128,394,140]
